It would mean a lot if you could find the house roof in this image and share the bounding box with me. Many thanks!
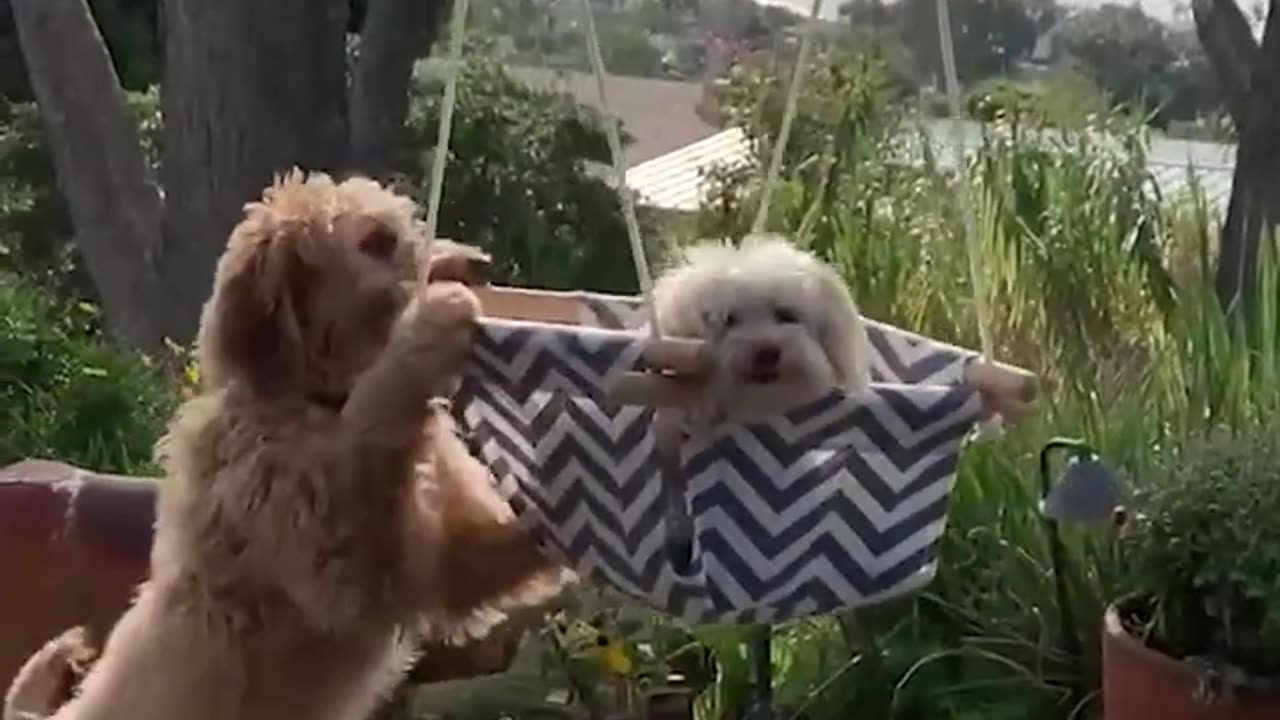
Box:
[625,127,752,211]
[506,66,720,166]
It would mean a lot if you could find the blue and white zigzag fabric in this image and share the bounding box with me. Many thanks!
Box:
[457,292,982,624]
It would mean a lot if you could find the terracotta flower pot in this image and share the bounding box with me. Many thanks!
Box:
[1103,603,1280,720]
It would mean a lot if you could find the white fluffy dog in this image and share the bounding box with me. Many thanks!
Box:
[651,235,871,425]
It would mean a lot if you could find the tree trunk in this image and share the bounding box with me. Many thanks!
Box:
[1192,0,1259,128]
[349,0,447,180]
[12,0,446,348]
[155,0,352,343]
[8,0,165,350]
[1211,0,1280,315]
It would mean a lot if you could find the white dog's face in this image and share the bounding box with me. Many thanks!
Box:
[652,236,871,424]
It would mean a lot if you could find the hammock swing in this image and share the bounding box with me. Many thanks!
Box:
[425,0,1037,625]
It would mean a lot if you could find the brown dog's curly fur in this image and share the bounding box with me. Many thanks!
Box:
[4,170,570,720]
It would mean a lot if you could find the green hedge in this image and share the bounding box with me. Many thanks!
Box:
[0,273,176,474]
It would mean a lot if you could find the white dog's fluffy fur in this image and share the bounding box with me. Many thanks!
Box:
[651,235,871,424]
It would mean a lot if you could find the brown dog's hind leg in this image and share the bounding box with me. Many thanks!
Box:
[412,412,571,640]
[3,627,96,720]
[436,516,564,621]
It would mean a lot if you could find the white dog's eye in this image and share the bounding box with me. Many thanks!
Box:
[774,306,800,324]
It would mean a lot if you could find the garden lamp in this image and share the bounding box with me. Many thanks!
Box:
[742,625,778,720]
[1038,437,1124,665]
[1040,439,1123,525]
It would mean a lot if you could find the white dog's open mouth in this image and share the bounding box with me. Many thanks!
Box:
[744,369,781,384]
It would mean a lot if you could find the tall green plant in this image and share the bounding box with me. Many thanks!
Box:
[669,45,1262,720]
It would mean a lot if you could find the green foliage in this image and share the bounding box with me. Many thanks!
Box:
[704,46,916,258]
[842,0,1055,83]
[596,20,666,78]
[623,46,1279,718]
[973,114,1178,385]
[1055,4,1219,128]
[538,12,668,79]
[834,0,1226,132]
[1112,239,1280,683]
[1034,67,1111,128]
[964,72,1107,128]
[0,88,161,298]
[467,0,800,79]
[965,79,1044,122]
[404,52,643,293]
[0,272,176,474]
[1122,427,1280,680]
[0,101,71,286]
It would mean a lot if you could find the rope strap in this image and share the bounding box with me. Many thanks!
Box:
[422,0,473,247]
[935,0,1002,434]
[751,0,826,236]
[578,0,661,335]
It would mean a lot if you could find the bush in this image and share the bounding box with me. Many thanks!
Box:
[1121,428,1280,681]
[0,272,177,474]
[0,88,161,300]
[403,52,649,294]
[965,79,1042,122]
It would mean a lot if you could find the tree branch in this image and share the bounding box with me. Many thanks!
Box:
[9,0,164,350]
[349,0,447,180]
[1192,0,1258,127]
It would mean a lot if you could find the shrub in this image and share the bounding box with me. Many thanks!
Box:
[0,89,161,300]
[403,51,649,294]
[1120,428,1280,681]
[0,272,177,474]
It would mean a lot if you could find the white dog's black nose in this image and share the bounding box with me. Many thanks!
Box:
[752,344,781,372]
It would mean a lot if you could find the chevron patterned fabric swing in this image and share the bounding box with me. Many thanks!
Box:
[422,0,1036,625]
[460,290,987,624]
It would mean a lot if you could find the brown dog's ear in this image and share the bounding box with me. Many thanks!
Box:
[428,239,491,286]
[203,224,312,395]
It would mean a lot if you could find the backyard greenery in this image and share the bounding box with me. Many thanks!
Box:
[3,41,1274,720]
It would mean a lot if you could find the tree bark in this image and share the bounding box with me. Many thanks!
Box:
[1192,0,1258,127]
[155,0,352,343]
[8,0,165,350]
[1211,0,1280,315]
[348,0,447,180]
[12,0,447,348]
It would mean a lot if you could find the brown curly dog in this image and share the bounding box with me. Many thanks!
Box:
[4,170,569,720]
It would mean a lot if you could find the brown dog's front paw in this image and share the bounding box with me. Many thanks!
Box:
[428,239,492,286]
[421,282,482,328]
